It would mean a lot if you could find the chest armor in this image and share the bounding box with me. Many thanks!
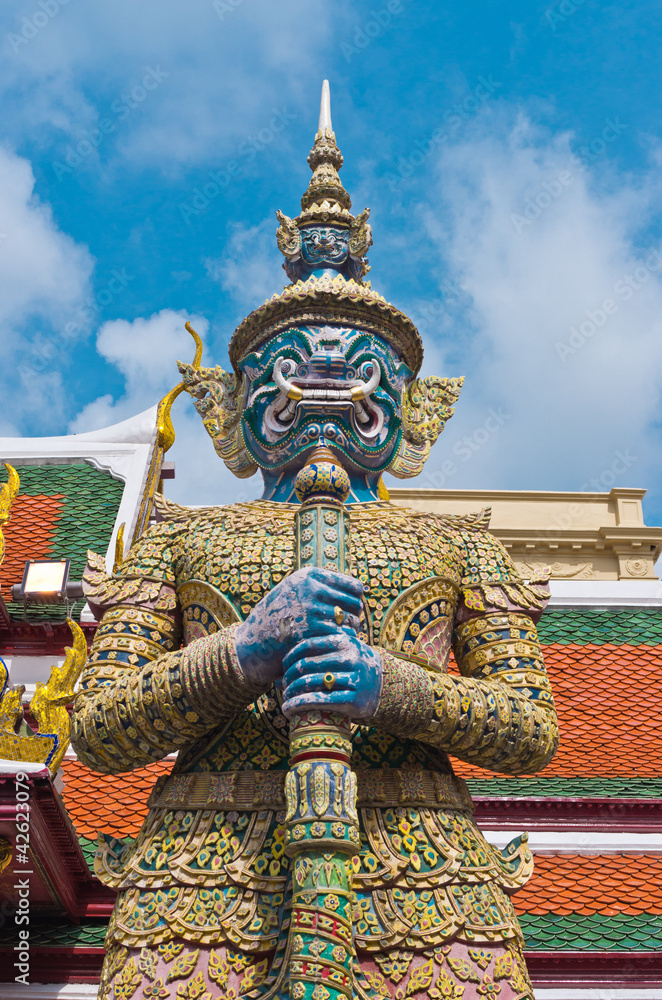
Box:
[171,501,465,775]
[99,501,531,954]
[177,500,463,660]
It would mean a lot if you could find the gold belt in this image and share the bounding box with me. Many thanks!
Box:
[148,767,473,813]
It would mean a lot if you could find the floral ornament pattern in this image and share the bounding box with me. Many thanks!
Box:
[357,943,532,1000]
[143,981,170,1000]
[175,973,211,1000]
[157,941,185,963]
[113,958,142,1000]
[139,948,158,980]
[166,950,200,982]
[208,950,229,988]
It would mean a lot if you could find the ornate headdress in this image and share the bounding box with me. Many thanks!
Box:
[179,81,463,480]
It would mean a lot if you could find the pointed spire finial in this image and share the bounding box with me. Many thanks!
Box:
[318,79,332,134]
[275,80,372,282]
[297,80,351,223]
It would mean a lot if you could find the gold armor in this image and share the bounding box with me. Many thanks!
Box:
[73,498,557,999]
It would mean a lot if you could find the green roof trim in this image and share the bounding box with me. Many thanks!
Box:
[3,915,659,952]
[537,607,662,646]
[79,834,98,872]
[8,462,124,622]
[0,921,108,948]
[78,833,134,874]
[467,776,662,797]
[521,912,662,951]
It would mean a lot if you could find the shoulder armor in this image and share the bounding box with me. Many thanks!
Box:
[422,506,492,533]
[153,493,222,523]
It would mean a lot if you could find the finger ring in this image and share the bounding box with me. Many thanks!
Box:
[323,672,336,691]
[334,606,345,626]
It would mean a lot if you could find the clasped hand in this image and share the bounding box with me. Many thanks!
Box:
[234,566,382,719]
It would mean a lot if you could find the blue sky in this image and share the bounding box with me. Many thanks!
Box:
[2,0,662,523]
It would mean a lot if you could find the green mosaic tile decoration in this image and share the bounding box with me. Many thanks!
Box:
[0,921,108,948]
[79,834,98,872]
[3,915,659,953]
[467,777,662,798]
[537,607,662,646]
[521,912,662,951]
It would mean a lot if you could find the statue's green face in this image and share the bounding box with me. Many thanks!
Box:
[299,226,349,268]
[239,325,412,473]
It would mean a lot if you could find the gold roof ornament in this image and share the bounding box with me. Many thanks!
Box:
[0,462,19,569]
[131,321,204,545]
[0,619,87,775]
[0,464,89,774]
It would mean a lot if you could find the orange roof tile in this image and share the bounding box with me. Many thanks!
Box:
[0,494,64,593]
[514,854,662,916]
[59,642,662,839]
[60,757,174,838]
[453,642,662,779]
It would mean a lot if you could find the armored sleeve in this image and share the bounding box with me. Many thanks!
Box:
[71,522,265,775]
[371,528,559,776]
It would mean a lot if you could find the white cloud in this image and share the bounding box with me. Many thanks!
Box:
[205,217,286,319]
[391,111,662,512]
[68,308,210,432]
[69,307,262,505]
[0,145,93,428]
[0,0,344,170]
[0,146,91,326]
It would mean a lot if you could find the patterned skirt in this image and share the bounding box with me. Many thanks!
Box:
[100,939,534,1000]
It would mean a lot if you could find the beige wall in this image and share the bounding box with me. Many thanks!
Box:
[389,487,662,581]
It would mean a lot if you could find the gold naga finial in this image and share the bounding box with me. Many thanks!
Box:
[131,321,206,546]
[156,321,204,452]
[113,522,126,573]
[0,619,88,775]
[0,463,20,568]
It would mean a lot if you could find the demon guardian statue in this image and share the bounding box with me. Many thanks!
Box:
[73,82,558,1000]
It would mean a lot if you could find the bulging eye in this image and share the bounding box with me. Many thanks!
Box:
[359,361,375,379]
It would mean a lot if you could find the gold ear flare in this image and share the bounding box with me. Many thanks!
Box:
[348,208,373,259]
[389,376,464,480]
[177,343,257,479]
[377,475,390,501]
[276,210,302,261]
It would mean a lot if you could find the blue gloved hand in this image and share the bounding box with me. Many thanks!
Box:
[234,566,364,688]
[281,632,383,720]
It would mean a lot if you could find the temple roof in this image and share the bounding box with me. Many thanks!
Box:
[58,608,662,842]
[454,619,662,785]
[0,462,124,622]
[3,468,662,986]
